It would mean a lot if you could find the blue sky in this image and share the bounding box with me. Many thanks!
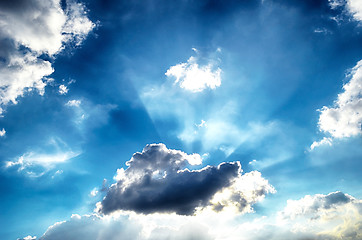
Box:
[0,0,362,239]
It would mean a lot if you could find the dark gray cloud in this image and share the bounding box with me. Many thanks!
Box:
[98,143,241,215]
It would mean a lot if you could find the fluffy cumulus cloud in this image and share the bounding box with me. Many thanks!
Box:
[0,0,94,108]
[313,60,362,149]
[276,191,362,240]
[165,51,221,92]
[97,143,274,215]
[20,191,362,240]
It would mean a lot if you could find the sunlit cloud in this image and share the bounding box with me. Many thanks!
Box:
[4,137,80,177]
[0,0,94,109]
[313,60,362,149]
[97,143,274,216]
[165,49,221,92]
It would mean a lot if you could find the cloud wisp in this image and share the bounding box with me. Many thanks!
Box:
[4,137,80,177]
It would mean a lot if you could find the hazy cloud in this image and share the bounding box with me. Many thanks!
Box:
[4,137,80,177]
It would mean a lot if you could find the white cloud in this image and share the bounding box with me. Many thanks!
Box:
[346,0,362,21]
[0,52,53,105]
[58,84,69,95]
[0,0,94,109]
[4,137,80,177]
[329,0,362,22]
[165,52,221,92]
[18,236,37,240]
[276,191,362,240]
[66,99,82,107]
[314,60,362,149]
[0,128,5,137]
[90,188,99,197]
[21,191,362,240]
[205,170,276,215]
[310,137,333,151]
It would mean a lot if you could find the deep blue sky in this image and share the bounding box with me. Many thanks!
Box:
[0,0,361,239]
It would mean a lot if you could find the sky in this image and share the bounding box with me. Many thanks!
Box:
[0,0,362,239]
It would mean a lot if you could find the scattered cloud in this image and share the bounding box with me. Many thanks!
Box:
[0,0,94,109]
[314,28,331,34]
[66,99,82,107]
[4,137,80,177]
[0,128,5,137]
[313,59,362,149]
[58,85,69,95]
[97,143,274,216]
[90,188,99,197]
[165,50,221,92]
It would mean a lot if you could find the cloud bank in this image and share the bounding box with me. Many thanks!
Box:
[0,0,94,108]
[98,143,274,215]
[20,191,361,240]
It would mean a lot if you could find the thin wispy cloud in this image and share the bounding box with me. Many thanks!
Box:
[5,138,80,177]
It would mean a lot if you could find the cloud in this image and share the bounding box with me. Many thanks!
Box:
[165,51,221,92]
[4,137,80,177]
[310,137,333,151]
[313,59,362,149]
[0,128,5,137]
[58,85,69,95]
[97,143,274,216]
[66,99,82,107]
[0,0,94,108]
[21,191,362,240]
[346,0,362,21]
[329,0,362,22]
[37,214,142,240]
[18,236,37,240]
[276,191,362,240]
